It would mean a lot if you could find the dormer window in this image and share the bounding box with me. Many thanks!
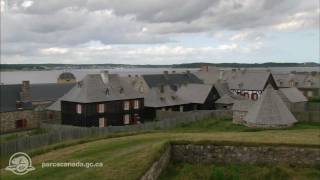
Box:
[171,96,176,100]
[105,88,110,96]
[139,86,144,93]
[119,87,124,94]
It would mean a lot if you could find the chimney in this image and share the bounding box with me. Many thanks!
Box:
[101,70,109,84]
[219,70,224,80]
[201,65,209,72]
[20,81,31,102]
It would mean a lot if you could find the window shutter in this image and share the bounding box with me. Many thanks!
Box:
[23,119,27,128]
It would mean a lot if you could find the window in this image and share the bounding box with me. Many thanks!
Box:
[251,93,258,100]
[133,100,139,109]
[123,114,130,125]
[179,106,184,112]
[97,104,105,113]
[307,91,313,97]
[76,104,82,114]
[289,80,295,87]
[16,119,27,128]
[243,93,249,99]
[124,101,130,110]
[99,117,106,127]
[16,101,23,110]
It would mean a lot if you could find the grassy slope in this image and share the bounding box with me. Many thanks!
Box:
[1,119,320,180]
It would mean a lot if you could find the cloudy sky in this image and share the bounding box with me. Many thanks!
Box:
[1,0,319,64]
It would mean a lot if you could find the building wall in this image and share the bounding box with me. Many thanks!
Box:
[0,110,41,134]
[61,98,144,127]
[232,110,248,124]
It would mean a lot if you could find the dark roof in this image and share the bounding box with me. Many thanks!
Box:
[60,73,143,103]
[30,83,75,102]
[0,83,75,112]
[142,73,203,88]
[0,84,22,112]
[58,72,76,80]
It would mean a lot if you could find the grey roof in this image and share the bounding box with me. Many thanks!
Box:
[273,72,320,88]
[0,83,74,112]
[142,73,203,88]
[194,66,221,84]
[214,81,231,96]
[144,85,187,107]
[216,94,246,105]
[0,84,23,112]
[60,73,143,103]
[279,88,308,103]
[30,83,75,102]
[244,85,297,127]
[176,84,213,104]
[232,99,255,111]
[195,67,276,91]
[223,70,273,90]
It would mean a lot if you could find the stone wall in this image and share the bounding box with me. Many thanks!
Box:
[0,110,41,134]
[171,144,320,166]
[232,110,247,124]
[140,146,171,180]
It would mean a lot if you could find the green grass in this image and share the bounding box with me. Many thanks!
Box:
[0,128,48,143]
[0,118,319,180]
[169,118,320,132]
[159,162,320,180]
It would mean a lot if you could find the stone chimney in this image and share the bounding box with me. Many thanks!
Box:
[201,65,209,72]
[101,70,109,84]
[20,81,31,102]
[219,70,224,80]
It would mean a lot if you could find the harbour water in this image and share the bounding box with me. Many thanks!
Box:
[0,67,319,85]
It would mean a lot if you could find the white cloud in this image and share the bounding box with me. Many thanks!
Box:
[40,47,69,55]
[21,1,34,9]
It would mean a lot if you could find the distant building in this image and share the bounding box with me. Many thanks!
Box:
[0,81,74,133]
[195,66,278,101]
[273,71,320,99]
[58,71,144,127]
[125,71,219,120]
[232,85,297,128]
[57,72,76,84]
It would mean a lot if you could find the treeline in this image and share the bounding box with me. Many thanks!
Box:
[0,62,318,71]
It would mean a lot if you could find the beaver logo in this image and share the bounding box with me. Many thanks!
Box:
[5,152,35,175]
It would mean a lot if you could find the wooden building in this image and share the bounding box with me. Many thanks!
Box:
[59,71,144,127]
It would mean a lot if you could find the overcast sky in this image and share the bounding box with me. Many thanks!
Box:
[1,0,319,64]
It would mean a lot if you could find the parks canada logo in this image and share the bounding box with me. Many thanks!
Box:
[5,152,35,175]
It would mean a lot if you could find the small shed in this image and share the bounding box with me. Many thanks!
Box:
[244,85,297,128]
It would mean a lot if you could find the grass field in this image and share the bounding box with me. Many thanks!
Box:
[1,118,319,180]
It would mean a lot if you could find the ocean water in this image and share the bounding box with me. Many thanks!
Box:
[0,68,197,85]
[0,67,319,85]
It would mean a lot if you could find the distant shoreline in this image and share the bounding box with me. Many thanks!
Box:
[1,62,319,72]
